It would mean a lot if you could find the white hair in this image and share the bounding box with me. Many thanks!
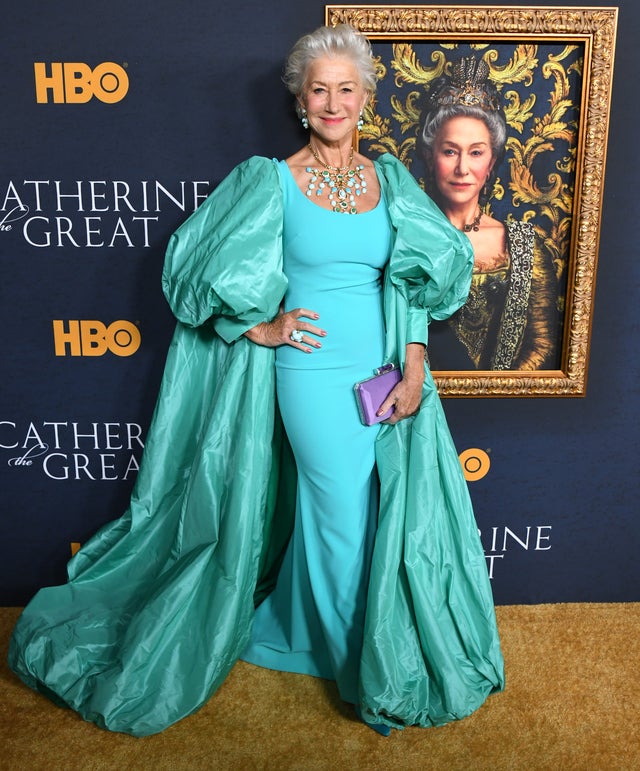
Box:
[283,24,377,116]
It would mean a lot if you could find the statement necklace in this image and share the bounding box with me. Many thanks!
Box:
[462,207,483,232]
[305,143,367,214]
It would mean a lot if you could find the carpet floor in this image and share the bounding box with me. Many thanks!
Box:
[1,603,638,770]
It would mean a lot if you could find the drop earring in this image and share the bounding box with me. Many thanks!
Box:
[482,175,492,201]
[301,109,309,130]
[357,111,364,131]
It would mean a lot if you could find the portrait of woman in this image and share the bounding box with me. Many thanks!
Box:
[356,41,584,379]
[8,25,503,738]
[418,56,559,371]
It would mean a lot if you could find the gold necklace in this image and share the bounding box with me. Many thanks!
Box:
[305,143,367,214]
[462,207,483,232]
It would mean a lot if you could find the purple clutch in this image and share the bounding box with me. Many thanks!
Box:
[354,364,402,426]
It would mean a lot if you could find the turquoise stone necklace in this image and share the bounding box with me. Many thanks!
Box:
[305,143,367,214]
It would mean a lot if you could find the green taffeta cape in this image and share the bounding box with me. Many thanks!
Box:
[8,155,504,736]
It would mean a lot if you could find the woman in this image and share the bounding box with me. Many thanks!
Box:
[419,56,558,370]
[9,26,504,737]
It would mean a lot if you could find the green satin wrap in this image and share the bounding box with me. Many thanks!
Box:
[8,155,504,736]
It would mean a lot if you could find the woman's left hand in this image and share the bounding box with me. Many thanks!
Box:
[377,343,426,424]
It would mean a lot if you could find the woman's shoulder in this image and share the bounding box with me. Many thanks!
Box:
[232,155,280,173]
[373,152,410,177]
[181,156,282,226]
[373,153,425,200]
[213,156,281,194]
[479,213,508,241]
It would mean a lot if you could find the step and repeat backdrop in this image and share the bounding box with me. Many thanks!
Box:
[1,0,637,605]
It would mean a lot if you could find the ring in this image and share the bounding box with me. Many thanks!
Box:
[290,329,304,343]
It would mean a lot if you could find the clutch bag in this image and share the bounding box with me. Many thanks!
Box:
[354,363,401,426]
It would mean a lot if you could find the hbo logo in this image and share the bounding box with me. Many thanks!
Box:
[53,320,140,357]
[34,62,129,104]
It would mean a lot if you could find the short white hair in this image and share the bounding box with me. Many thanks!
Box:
[283,24,377,116]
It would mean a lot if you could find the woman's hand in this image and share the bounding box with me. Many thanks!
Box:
[244,307,326,352]
[377,343,426,424]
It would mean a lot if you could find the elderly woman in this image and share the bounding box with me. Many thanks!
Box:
[419,56,559,370]
[9,26,503,737]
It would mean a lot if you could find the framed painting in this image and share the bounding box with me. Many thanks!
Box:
[325,5,618,396]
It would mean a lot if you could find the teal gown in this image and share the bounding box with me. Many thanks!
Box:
[8,155,505,736]
[242,162,391,702]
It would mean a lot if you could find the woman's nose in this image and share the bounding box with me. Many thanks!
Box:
[455,157,469,175]
[326,90,338,112]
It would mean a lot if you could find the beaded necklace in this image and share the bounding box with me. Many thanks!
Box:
[462,207,483,232]
[305,143,367,214]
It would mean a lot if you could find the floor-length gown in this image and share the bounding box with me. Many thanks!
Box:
[242,161,392,703]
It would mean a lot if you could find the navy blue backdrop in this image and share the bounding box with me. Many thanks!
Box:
[1,0,637,605]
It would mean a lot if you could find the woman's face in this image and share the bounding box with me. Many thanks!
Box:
[430,115,495,208]
[299,56,368,145]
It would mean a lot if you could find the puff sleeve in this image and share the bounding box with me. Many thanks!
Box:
[162,156,287,342]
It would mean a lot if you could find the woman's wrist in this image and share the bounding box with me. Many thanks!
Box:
[243,321,272,347]
[404,343,426,382]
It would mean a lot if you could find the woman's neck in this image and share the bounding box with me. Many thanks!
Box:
[441,202,482,232]
[308,136,355,169]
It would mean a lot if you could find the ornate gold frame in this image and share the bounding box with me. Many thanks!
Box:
[325,5,618,397]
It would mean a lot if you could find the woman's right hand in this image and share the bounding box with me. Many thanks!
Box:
[244,307,326,353]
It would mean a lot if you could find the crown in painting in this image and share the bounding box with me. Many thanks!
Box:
[427,56,501,113]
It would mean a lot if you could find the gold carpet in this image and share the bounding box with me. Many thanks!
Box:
[1,604,639,770]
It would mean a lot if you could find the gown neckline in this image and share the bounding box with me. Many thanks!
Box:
[279,159,385,215]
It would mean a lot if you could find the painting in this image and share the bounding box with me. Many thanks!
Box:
[325,5,618,396]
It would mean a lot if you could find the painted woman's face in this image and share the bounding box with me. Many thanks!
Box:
[431,115,495,208]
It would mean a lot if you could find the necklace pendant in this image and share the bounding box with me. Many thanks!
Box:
[462,208,482,232]
[306,143,368,214]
